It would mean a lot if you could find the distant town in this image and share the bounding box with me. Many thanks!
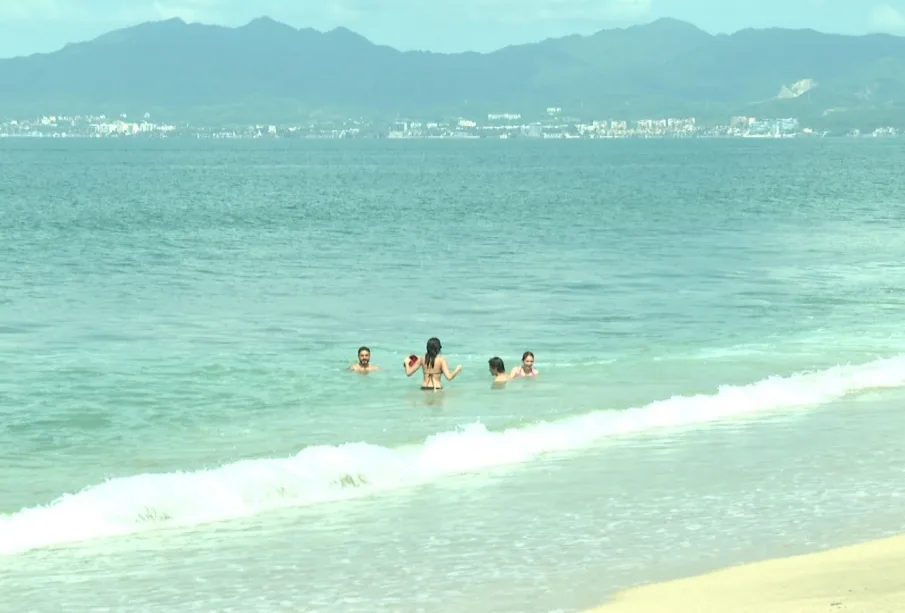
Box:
[0,107,900,140]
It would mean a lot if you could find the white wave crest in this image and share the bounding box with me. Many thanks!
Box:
[3,354,904,556]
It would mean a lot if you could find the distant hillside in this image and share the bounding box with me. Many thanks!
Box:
[1,16,904,128]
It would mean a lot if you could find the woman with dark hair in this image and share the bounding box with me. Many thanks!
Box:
[509,351,539,379]
[403,337,462,391]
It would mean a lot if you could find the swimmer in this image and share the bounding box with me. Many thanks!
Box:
[403,337,462,391]
[488,357,510,387]
[509,351,538,379]
[349,346,380,374]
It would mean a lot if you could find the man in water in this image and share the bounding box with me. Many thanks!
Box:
[349,346,380,373]
[488,357,510,387]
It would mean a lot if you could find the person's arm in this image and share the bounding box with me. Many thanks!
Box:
[441,357,463,381]
[403,356,421,376]
[509,367,519,378]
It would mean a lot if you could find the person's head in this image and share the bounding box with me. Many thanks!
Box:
[425,337,442,368]
[521,351,535,369]
[357,346,371,366]
[488,357,505,375]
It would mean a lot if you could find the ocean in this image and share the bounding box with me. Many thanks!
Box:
[1,137,904,612]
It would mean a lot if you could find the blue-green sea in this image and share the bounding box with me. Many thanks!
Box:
[1,138,905,612]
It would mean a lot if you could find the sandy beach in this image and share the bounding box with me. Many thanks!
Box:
[587,534,905,613]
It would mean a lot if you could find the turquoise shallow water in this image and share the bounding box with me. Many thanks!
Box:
[1,138,905,611]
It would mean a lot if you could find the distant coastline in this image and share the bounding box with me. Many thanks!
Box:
[3,17,905,139]
[1,111,900,140]
[4,16,905,141]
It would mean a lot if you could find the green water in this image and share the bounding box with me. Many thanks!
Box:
[1,138,904,612]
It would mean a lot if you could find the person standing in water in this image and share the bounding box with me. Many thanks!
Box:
[349,346,380,374]
[509,351,539,379]
[488,357,510,387]
[403,337,462,391]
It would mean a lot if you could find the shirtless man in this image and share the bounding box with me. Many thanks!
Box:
[488,357,510,387]
[349,346,380,373]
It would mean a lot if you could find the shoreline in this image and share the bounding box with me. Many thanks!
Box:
[585,533,905,612]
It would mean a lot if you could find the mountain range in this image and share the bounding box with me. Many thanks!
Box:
[1,16,904,128]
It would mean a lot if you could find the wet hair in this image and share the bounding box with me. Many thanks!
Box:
[522,351,535,361]
[358,346,370,356]
[488,357,505,374]
[425,337,442,369]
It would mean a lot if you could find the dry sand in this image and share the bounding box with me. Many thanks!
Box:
[586,534,905,612]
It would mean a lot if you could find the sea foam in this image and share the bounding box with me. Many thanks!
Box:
[3,354,904,556]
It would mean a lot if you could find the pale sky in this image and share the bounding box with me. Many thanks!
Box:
[1,0,904,58]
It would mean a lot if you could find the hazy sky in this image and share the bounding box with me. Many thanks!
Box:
[1,0,904,58]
